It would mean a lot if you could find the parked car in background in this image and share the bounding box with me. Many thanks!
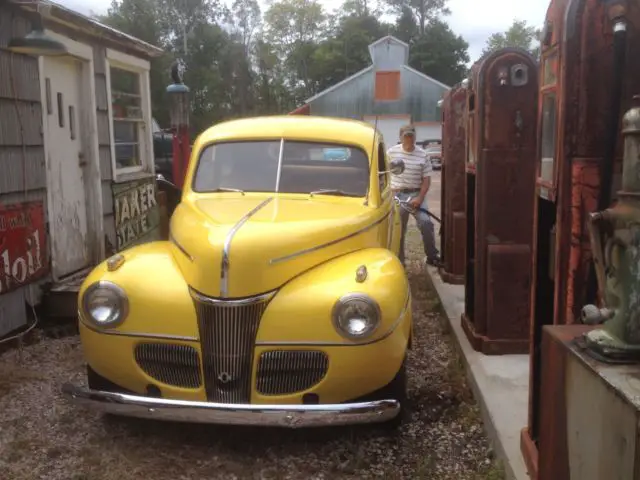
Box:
[418,139,442,170]
[62,115,414,430]
[152,118,174,182]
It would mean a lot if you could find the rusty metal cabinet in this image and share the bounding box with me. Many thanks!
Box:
[521,0,640,477]
[460,47,539,356]
[439,83,467,284]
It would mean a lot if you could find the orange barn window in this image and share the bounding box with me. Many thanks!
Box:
[375,71,401,101]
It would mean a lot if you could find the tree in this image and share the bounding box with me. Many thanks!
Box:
[310,14,389,92]
[263,0,328,101]
[409,19,469,86]
[99,0,470,128]
[393,6,418,44]
[481,19,541,59]
[386,0,449,36]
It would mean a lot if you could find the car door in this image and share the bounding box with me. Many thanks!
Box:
[375,141,402,255]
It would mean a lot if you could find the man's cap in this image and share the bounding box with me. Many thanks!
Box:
[399,124,416,137]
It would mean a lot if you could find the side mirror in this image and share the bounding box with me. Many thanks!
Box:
[379,159,405,175]
[389,159,405,175]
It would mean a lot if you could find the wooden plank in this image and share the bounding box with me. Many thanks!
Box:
[93,46,106,75]
[0,99,43,146]
[102,180,114,215]
[103,213,117,256]
[0,189,48,218]
[99,146,112,179]
[0,6,31,48]
[96,110,111,146]
[0,146,46,194]
[0,50,40,102]
[0,288,27,338]
[94,73,109,111]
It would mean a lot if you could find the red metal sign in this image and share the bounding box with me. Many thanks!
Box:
[0,201,48,294]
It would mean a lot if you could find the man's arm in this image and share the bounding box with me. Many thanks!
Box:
[417,176,431,203]
[415,152,433,204]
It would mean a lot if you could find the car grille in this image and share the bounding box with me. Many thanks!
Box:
[192,289,275,403]
[134,343,202,388]
[256,350,329,395]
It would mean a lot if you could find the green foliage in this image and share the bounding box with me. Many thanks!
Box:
[100,0,468,134]
[387,0,450,35]
[481,19,541,59]
[408,19,469,86]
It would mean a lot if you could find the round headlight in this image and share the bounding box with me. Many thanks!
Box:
[332,293,381,340]
[82,281,128,328]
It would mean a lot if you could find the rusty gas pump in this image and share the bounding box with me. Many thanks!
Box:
[167,59,191,190]
[460,47,538,355]
[521,0,640,477]
[439,83,467,285]
[157,61,190,239]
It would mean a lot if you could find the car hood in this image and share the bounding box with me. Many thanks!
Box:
[169,196,386,298]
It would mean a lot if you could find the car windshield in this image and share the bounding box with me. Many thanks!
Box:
[192,140,370,196]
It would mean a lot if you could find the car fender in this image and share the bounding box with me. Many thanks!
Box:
[78,241,199,339]
[256,247,411,345]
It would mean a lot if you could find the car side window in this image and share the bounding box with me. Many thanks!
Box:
[378,142,388,192]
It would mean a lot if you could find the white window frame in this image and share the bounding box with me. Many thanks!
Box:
[105,48,155,182]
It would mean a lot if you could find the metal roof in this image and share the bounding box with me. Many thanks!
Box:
[11,0,164,58]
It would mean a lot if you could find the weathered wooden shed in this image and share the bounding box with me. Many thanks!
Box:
[0,1,163,335]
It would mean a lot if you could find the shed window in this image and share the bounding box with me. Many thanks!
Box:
[375,71,401,101]
[110,66,144,171]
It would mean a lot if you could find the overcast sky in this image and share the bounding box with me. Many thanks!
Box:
[55,0,548,63]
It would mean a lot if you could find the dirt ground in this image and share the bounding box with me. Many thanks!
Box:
[0,223,504,480]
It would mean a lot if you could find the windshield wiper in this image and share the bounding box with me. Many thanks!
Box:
[309,189,357,197]
[211,187,245,195]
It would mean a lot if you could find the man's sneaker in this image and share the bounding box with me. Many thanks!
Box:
[425,256,442,267]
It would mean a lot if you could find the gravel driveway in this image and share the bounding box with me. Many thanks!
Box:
[0,226,504,480]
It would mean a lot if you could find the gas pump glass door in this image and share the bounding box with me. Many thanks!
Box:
[539,93,557,186]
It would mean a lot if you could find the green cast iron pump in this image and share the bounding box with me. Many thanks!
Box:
[580,100,640,362]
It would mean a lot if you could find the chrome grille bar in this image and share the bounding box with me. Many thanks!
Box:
[134,343,201,388]
[192,289,275,403]
[256,350,329,395]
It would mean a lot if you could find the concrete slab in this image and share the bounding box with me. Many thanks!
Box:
[423,172,531,480]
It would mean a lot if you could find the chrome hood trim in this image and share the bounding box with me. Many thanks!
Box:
[221,197,274,297]
[269,211,389,265]
[61,383,399,428]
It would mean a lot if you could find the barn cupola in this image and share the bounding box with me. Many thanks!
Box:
[368,35,408,102]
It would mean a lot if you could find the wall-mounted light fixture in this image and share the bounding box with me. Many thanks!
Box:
[8,1,68,56]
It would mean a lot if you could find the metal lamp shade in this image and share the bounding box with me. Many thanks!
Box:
[8,29,68,57]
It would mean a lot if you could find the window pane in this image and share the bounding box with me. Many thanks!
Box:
[279,141,369,195]
[542,52,558,87]
[192,140,370,196]
[114,120,141,168]
[110,67,142,120]
[193,141,281,192]
[467,117,476,165]
[540,93,557,183]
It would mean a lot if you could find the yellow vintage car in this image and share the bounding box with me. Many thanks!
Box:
[62,115,413,428]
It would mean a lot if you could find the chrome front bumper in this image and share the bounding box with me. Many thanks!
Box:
[61,383,400,428]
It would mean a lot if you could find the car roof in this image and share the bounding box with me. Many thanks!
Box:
[195,115,379,153]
